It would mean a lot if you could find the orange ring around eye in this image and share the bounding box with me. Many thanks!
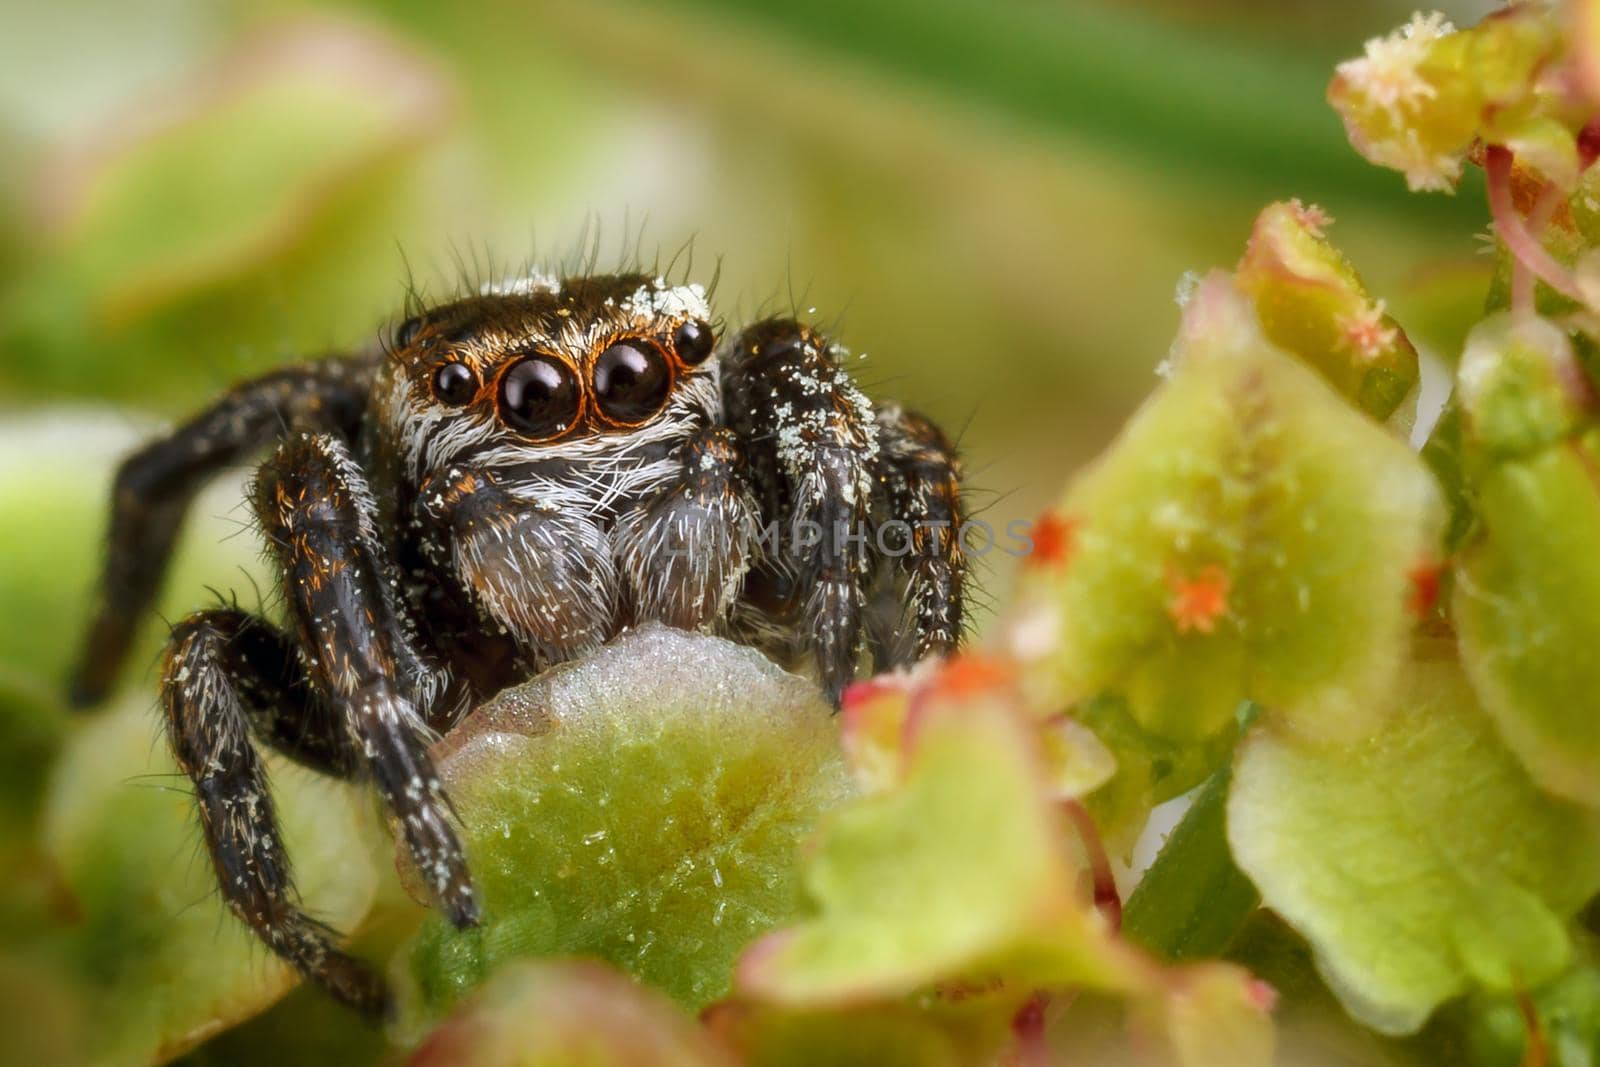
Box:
[591,336,675,428]
[494,352,585,441]
[431,361,480,406]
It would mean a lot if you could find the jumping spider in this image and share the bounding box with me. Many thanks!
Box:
[70,272,966,1015]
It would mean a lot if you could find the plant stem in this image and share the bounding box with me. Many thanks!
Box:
[1484,145,1584,310]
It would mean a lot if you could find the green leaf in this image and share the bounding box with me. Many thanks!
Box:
[62,21,441,305]
[1227,645,1600,1036]
[410,961,737,1067]
[0,408,378,1065]
[394,625,853,1035]
[1420,402,1477,552]
[1124,769,1260,964]
[42,695,380,1067]
[1454,964,1600,1067]
[0,411,269,701]
[1007,274,1443,749]
[736,686,1125,1007]
[1235,199,1420,422]
[1074,693,1228,856]
[838,665,1114,802]
[736,666,1275,1067]
[705,999,995,1067]
[1455,314,1584,462]
[1455,429,1600,807]
[173,985,391,1067]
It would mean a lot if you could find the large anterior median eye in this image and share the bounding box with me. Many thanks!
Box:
[593,340,671,424]
[497,355,581,439]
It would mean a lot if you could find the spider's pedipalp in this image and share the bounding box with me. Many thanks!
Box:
[614,425,757,629]
[415,464,619,672]
[161,609,385,1015]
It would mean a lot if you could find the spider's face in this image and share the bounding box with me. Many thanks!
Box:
[375,273,721,482]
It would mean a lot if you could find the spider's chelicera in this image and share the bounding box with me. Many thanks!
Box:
[69,271,966,1014]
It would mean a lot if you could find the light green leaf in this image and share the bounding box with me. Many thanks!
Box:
[736,669,1275,1067]
[736,691,1126,1007]
[1455,430,1600,807]
[0,18,452,409]
[34,19,446,321]
[1455,314,1584,462]
[1236,199,1419,421]
[394,625,853,1035]
[0,411,269,701]
[1451,317,1600,806]
[0,409,380,1064]
[1008,274,1443,748]
[1227,647,1600,1036]
[838,666,1114,802]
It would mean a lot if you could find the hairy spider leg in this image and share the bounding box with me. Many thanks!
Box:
[162,608,383,1015]
[722,320,878,705]
[73,354,379,706]
[254,434,475,995]
[867,403,967,668]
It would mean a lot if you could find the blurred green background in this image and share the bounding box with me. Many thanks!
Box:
[0,0,1498,650]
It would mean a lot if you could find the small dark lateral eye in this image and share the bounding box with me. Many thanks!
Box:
[672,319,715,364]
[499,355,581,439]
[594,340,671,424]
[395,316,425,349]
[432,362,479,406]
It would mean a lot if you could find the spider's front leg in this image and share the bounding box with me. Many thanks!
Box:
[253,434,478,927]
[723,320,878,704]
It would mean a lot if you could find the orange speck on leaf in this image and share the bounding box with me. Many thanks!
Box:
[1027,511,1079,569]
[1407,559,1443,618]
[839,677,900,717]
[1167,565,1231,635]
[936,655,1014,699]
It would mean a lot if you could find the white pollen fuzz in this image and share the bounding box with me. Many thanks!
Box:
[620,278,711,322]
[480,272,562,297]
